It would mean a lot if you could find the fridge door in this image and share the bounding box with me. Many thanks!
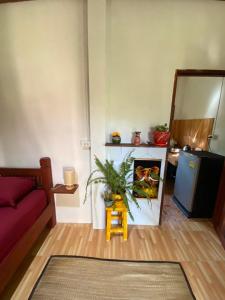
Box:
[174,151,200,213]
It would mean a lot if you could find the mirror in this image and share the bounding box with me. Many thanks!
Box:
[170,71,225,156]
[161,70,225,226]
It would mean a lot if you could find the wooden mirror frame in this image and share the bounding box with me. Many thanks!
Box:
[159,69,225,225]
[168,69,225,132]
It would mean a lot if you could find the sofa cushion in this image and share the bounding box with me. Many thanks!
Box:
[0,189,47,262]
[0,177,34,207]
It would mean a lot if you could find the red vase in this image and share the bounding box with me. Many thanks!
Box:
[153,131,170,146]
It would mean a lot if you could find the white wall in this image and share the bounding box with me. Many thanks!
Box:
[88,0,107,229]
[0,0,92,223]
[89,0,225,227]
[174,77,223,120]
[1,0,225,226]
[106,0,225,143]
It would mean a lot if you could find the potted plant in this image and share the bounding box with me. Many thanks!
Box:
[111,132,121,144]
[103,191,114,207]
[84,151,151,220]
[153,123,170,146]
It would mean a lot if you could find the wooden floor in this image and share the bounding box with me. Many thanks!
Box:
[2,183,225,300]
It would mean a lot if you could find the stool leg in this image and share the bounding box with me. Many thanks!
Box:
[106,210,111,241]
[123,211,128,241]
[118,212,122,225]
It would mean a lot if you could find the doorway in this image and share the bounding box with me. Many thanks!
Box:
[161,69,225,225]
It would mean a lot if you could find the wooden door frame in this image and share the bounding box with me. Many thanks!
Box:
[213,162,225,249]
[159,69,225,225]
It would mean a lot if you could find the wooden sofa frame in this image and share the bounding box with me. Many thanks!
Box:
[0,157,56,294]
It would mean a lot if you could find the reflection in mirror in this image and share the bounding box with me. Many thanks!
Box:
[162,71,225,229]
[171,76,224,153]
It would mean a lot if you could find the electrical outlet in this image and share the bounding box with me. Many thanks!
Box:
[80,139,91,150]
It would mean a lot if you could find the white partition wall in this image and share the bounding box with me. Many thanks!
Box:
[88,0,107,229]
[105,146,167,226]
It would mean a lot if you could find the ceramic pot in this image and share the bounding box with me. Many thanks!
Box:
[104,200,114,207]
[153,131,170,146]
[112,136,121,144]
[133,132,141,145]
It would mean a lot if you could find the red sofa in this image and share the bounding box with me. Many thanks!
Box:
[0,157,56,294]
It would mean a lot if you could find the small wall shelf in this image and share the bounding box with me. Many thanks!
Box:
[52,184,79,194]
[105,143,167,148]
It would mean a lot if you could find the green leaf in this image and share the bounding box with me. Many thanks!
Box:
[84,150,154,220]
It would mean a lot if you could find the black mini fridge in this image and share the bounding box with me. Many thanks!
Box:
[173,150,224,218]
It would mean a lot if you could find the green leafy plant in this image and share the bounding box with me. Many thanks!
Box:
[84,151,151,220]
[154,123,169,132]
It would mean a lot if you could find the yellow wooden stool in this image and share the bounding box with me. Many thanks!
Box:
[106,201,128,241]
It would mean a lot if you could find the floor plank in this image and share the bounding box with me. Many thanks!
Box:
[2,182,225,300]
